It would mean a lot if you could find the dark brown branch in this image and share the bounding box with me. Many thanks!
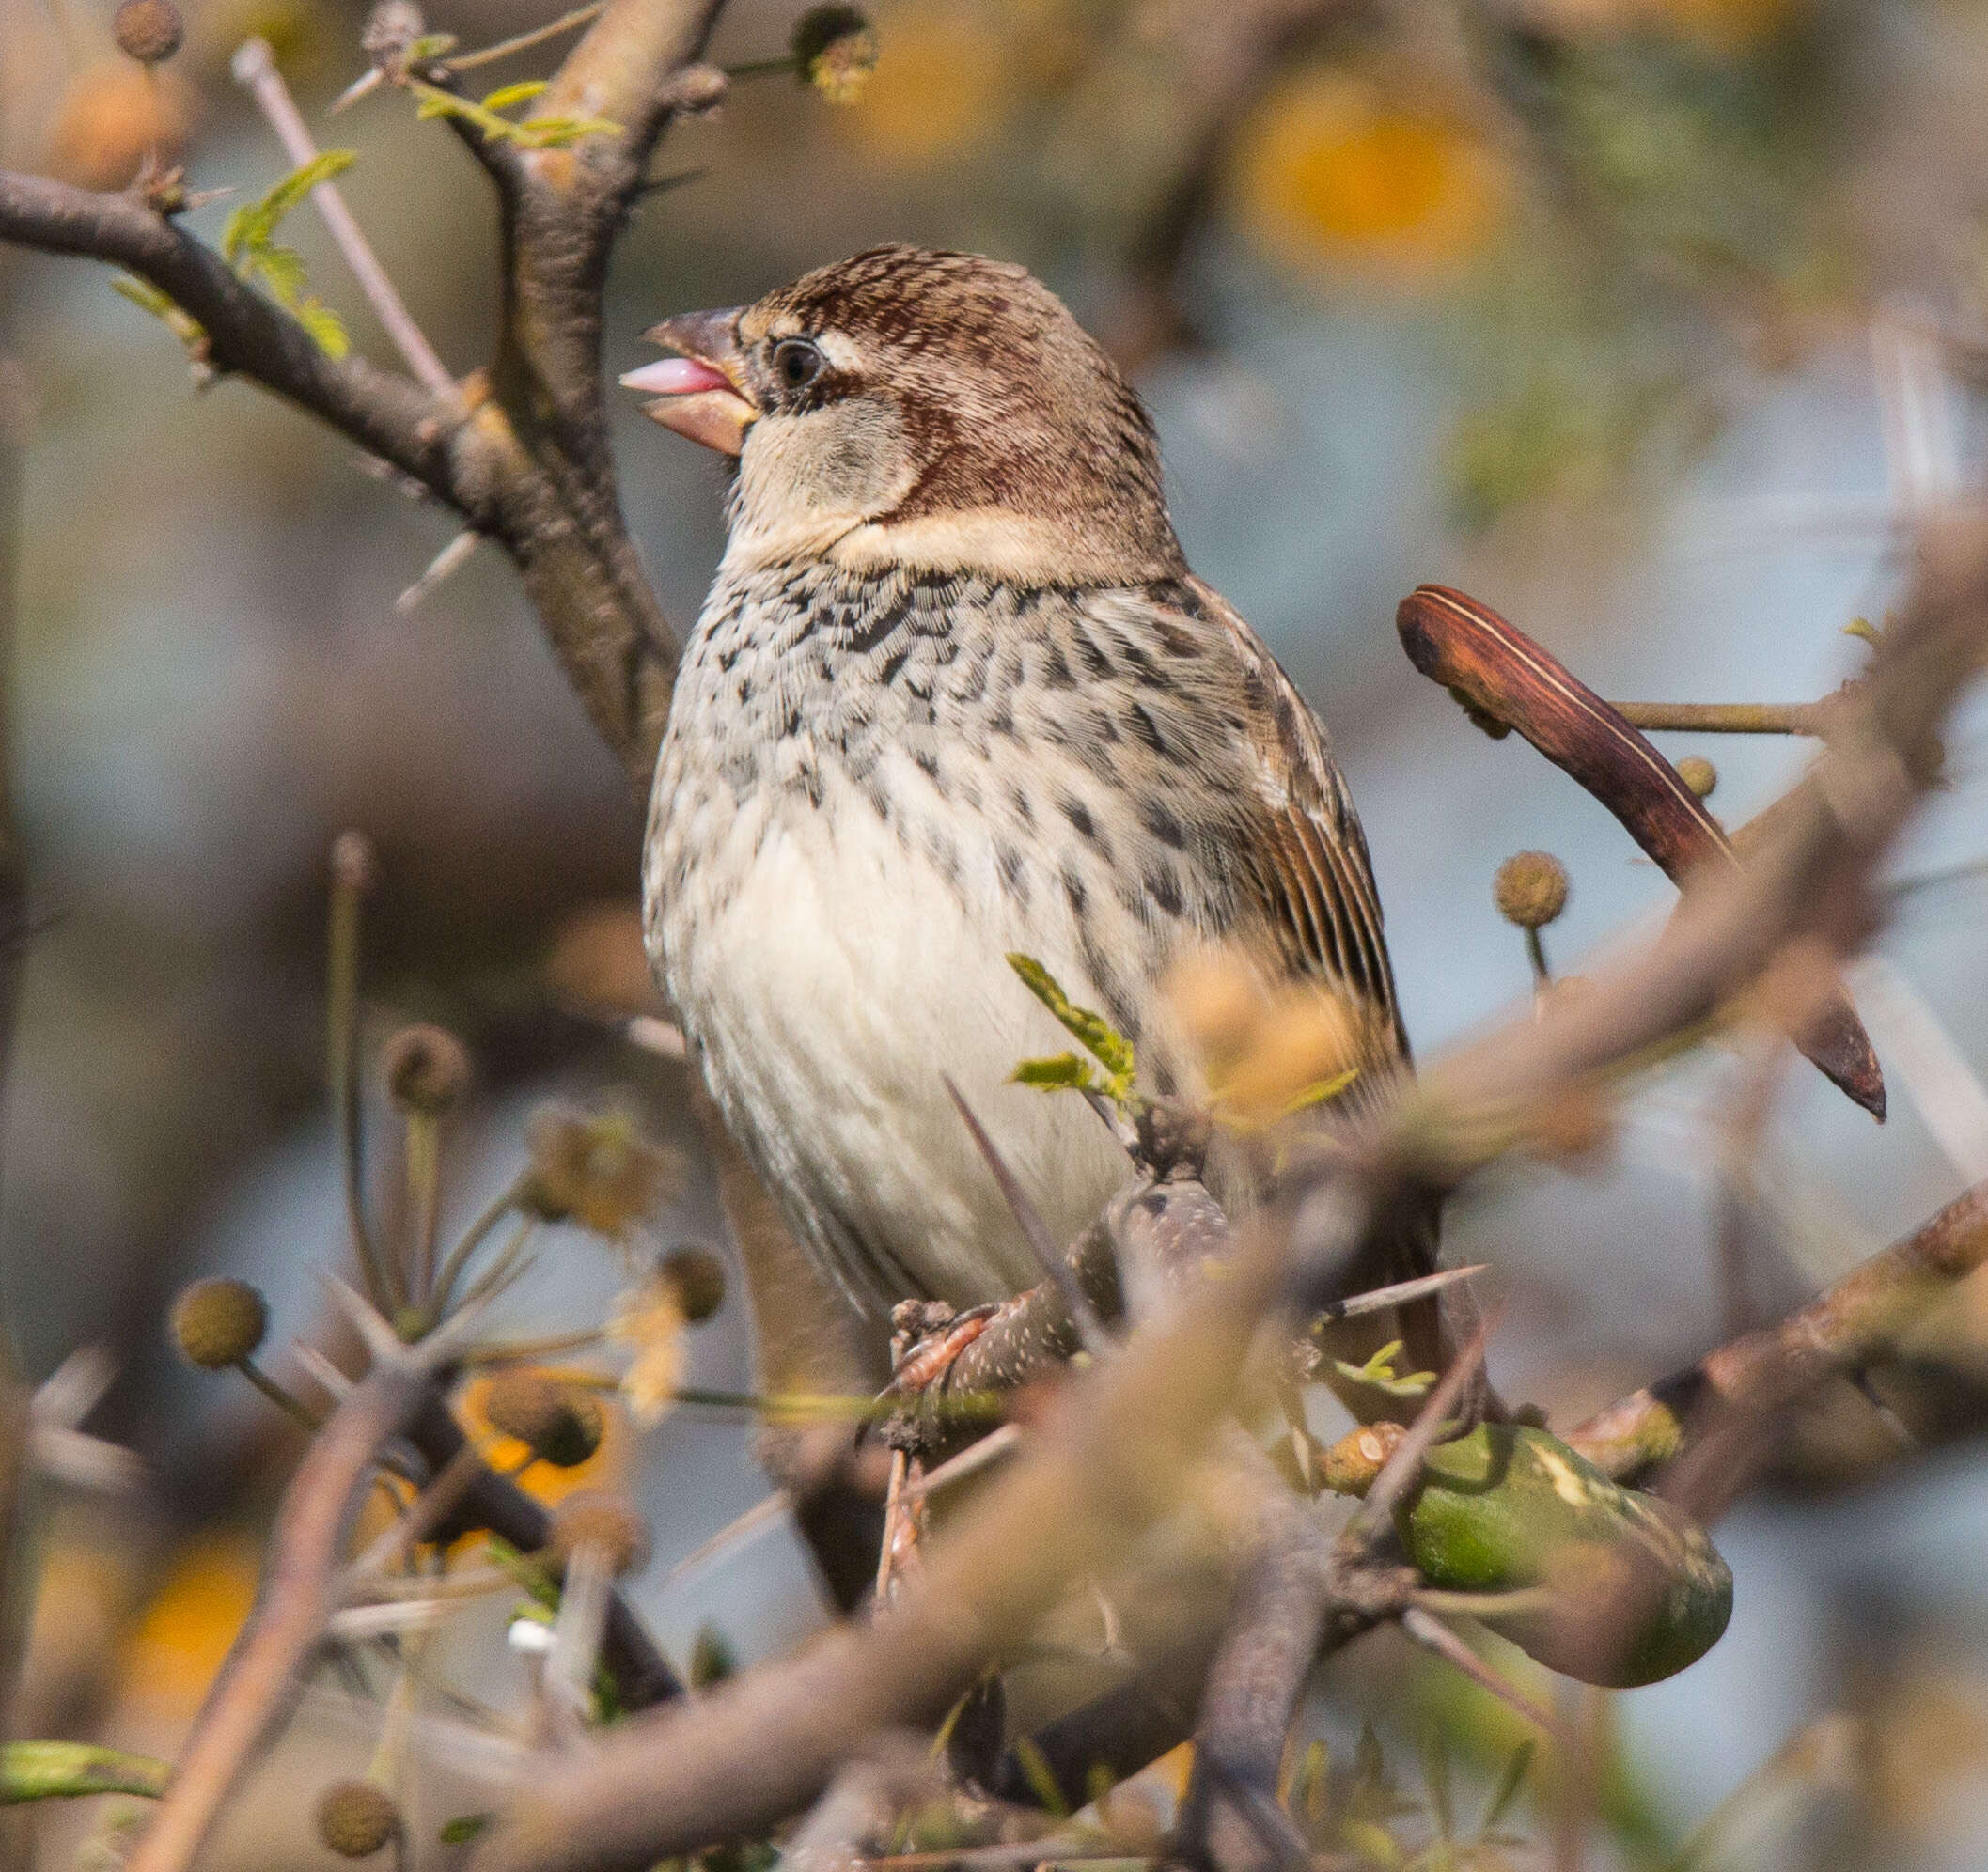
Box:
[406,1396,681,1707]
[0,170,461,504]
[1567,1177,1988,1486]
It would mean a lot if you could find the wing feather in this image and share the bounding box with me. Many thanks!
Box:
[1184,577,1407,1057]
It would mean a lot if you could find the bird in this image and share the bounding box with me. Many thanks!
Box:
[621,245,1452,1378]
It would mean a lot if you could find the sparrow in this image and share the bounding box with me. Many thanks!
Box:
[623,245,1448,1368]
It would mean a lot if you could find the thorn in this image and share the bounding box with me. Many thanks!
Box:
[1400,1605,1571,1744]
[396,528,478,612]
[1320,1264,1488,1326]
[317,1270,404,1364]
[942,1074,1111,1357]
[330,68,384,113]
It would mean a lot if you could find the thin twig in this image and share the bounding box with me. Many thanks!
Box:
[1398,1607,1566,1740]
[445,4,606,71]
[125,1328,457,1872]
[231,39,455,394]
[1612,700,1832,736]
[945,1075,1112,1356]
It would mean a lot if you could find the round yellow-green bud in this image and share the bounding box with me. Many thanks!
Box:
[379,1023,471,1115]
[170,1278,268,1369]
[1495,850,1570,930]
[791,5,877,103]
[114,0,183,65]
[483,1371,603,1469]
[1675,756,1717,800]
[314,1779,400,1858]
[660,1245,726,1323]
[550,1490,651,1577]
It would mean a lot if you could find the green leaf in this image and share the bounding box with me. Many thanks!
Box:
[1421,1727,1453,1840]
[1005,954,1135,1082]
[440,1814,491,1845]
[1331,1339,1437,1401]
[480,79,548,112]
[0,1741,172,1803]
[112,275,205,349]
[258,148,356,226]
[406,31,459,61]
[513,112,624,147]
[1481,1740,1534,1834]
[1011,1053,1098,1093]
[1006,1736,1067,1819]
[293,299,351,359]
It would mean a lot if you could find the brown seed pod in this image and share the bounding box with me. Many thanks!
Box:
[113,0,183,65]
[660,1245,727,1323]
[549,1490,651,1577]
[314,1779,401,1858]
[1494,850,1570,930]
[1675,755,1717,800]
[170,1278,268,1369]
[379,1023,471,1115]
[483,1371,603,1469]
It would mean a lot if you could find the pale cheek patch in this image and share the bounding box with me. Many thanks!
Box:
[728,396,917,564]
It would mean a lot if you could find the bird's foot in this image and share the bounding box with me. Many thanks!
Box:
[871,1302,1001,1608]
[887,1299,1000,1396]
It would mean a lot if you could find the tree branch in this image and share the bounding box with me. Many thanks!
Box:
[0,170,462,504]
[1567,1177,1988,1484]
[125,1325,454,1872]
[469,514,1988,1872]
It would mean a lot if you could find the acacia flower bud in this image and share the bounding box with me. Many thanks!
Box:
[114,0,183,65]
[550,1490,650,1577]
[379,1023,471,1115]
[483,1370,603,1469]
[1495,850,1570,930]
[660,1245,726,1323]
[519,1105,681,1240]
[315,1780,401,1858]
[791,5,877,103]
[1675,755,1717,799]
[170,1278,268,1369]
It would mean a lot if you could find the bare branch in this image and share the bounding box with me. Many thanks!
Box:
[0,170,460,504]
[1568,1176,1988,1486]
[124,1339,452,1872]
[231,37,454,393]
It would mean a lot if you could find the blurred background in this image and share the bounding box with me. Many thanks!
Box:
[4,0,1988,1864]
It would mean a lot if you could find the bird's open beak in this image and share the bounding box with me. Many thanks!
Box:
[620,308,759,455]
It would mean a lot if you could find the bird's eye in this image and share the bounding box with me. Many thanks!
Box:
[773,337,824,392]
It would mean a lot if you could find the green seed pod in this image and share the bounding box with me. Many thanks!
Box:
[1395,1424,1731,1687]
[170,1278,268,1369]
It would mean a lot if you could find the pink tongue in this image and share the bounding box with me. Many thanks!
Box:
[619,356,733,396]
